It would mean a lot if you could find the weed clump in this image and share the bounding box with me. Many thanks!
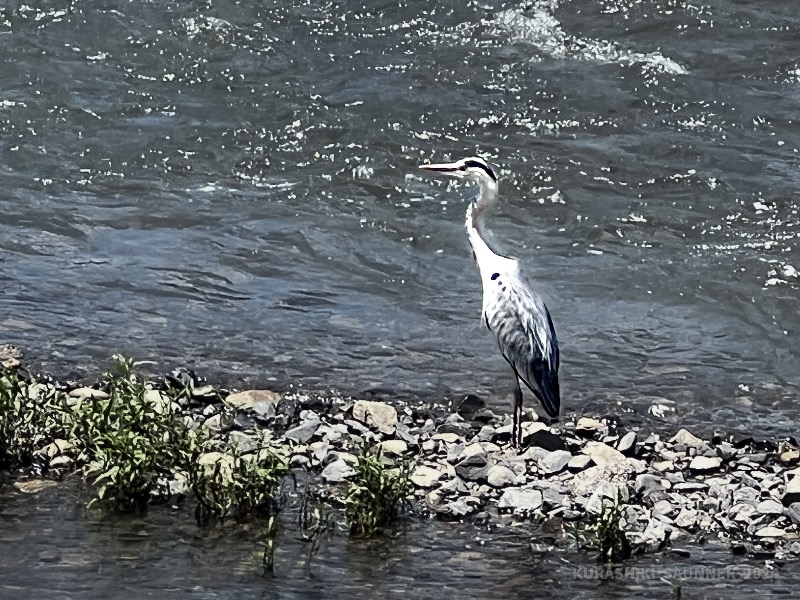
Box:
[0,368,66,471]
[189,431,290,525]
[64,355,197,512]
[344,443,411,535]
[568,493,632,563]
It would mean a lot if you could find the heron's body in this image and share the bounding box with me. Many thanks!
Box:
[420,156,560,451]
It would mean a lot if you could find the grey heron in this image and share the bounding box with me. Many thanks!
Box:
[419,156,560,451]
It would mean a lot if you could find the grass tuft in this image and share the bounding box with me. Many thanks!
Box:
[567,493,632,563]
[344,442,411,536]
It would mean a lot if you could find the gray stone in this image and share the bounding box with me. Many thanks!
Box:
[520,446,550,463]
[289,454,310,468]
[689,456,721,472]
[582,442,628,470]
[321,459,354,483]
[653,499,677,517]
[539,450,573,475]
[352,400,398,434]
[673,482,708,492]
[617,431,637,456]
[575,417,606,438]
[530,480,568,507]
[487,465,517,488]
[410,465,443,488]
[674,508,698,529]
[756,499,785,516]
[436,496,481,518]
[635,474,667,496]
[455,454,490,483]
[376,439,408,457]
[567,454,592,472]
[786,502,800,525]
[571,465,629,496]
[733,486,760,506]
[755,526,786,538]
[49,455,73,469]
[224,389,281,413]
[285,419,320,443]
[782,476,800,506]
[670,428,708,449]
[498,488,543,513]
[524,425,566,451]
[730,503,756,522]
[438,413,472,437]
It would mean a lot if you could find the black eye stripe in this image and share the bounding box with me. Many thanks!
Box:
[463,159,497,182]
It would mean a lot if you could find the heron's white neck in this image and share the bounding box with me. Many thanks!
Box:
[465,177,502,264]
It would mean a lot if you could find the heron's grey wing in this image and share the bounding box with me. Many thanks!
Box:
[483,268,560,417]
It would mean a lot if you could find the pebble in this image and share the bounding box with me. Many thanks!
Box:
[567,454,592,472]
[757,499,785,516]
[455,454,490,483]
[68,387,109,400]
[224,389,281,414]
[321,459,354,483]
[782,476,800,506]
[617,431,637,456]
[755,526,786,538]
[582,442,628,470]
[376,440,408,457]
[410,465,443,488]
[285,419,320,443]
[575,417,606,438]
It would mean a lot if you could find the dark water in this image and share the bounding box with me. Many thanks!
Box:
[2,0,800,595]
[2,482,798,599]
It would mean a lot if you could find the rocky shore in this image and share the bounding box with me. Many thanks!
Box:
[3,350,800,560]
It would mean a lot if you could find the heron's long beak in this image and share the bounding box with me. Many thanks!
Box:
[419,162,460,173]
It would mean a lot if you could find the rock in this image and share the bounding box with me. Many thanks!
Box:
[582,442,627,470]
[674,508,698,529]
[498,488,543,513]
[431,432,461,443]
[530,480,568,507]
[779,449,800,464]
[786,502,800,525]
[410,465,443,488]
[756,499,785,516]
[321,459,354,483]
[68,387,109,400]
[635,474,667,496]
[525,425,566,451]
[782,476,800,506]
[41,439,74,458]
[197,452,235,477]
[617,431,637,456]
[575,417,606,438]
[670,428,708,449]
[376,439,408,457]
[13,479,58,494]
[192,385,217,399]
[571,465,629,496]
[49,456,73,469]
[487,465,517,488]
[651,460,674,472]
[520,446,550,462]
[689,456,721,472]
[567,454,592,472]
[733,486,760,506]
[202,413,223,432]
[224,389,281,412]
[539,450,573,475]
[455,454,489,483]
[144,389,172,413]
[352,400,398,434]
[653,499,677,517]
[285,419,320,443]
[436,496,480,518]
[438,413,472,437]
[730,503,756,522]
[456,394,485,420]
[289,454,310,469]
[673,482,707,492]
[755,526,786,538]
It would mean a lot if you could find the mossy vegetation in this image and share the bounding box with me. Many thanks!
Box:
[344,443,412,535]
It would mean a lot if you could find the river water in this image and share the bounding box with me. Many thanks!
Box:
[2,0,800,595]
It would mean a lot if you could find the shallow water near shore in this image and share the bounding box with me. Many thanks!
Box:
[3,0,800,595]
[2,481,799,600]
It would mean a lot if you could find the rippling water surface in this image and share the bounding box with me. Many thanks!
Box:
[2,1,800,595]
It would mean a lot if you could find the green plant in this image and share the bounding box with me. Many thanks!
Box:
[189,431,289,525]
[298,488,337,575]
[344,443,411,536]
[0,369,66,471]
[65,355,196,512]
[568,494,632,563]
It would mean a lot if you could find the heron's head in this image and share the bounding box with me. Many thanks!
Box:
[419,156,497,186]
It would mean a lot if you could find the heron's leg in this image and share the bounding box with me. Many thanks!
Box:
[513,379,523,453]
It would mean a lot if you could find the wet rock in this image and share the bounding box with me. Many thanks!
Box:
[352,400,397,434]
[487,465,517,488]
[539,450,573,475]
[285,419,320,443]
[436,496,480,518]
[567,454,592,472]
[782,476,800,506]
[224,389,281,417]
[524,425,566,452]
[617,431,637,456]
[321,459,354,483]
[410,465,443,488]
[13,479,58,494]
[755,526,786,538]
[455,453,490,483]
[689,456,722,473]
[498,488,543,513]
[670,428,708,449]
[575,417,606,438]
[456,394,485,420]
